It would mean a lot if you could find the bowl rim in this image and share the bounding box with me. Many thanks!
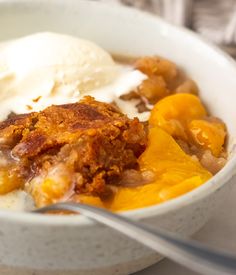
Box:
[0,0,236,226]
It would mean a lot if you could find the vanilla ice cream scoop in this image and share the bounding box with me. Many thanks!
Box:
[0,32,118,118]
[0,32,148,122]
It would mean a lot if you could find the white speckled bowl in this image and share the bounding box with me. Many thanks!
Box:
[0,1,236,274]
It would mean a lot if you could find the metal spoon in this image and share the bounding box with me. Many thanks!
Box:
[33,202,236,275]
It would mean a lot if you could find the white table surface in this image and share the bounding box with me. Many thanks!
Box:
[136,178,236,275]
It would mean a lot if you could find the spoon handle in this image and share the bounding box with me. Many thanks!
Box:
[33,202,236,275]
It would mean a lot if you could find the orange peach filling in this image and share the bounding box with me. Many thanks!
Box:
[78,92,226,211]
[78,128,212,211]
[0,169,23,195]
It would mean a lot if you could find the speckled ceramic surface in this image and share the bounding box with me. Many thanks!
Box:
[0,1,236,275]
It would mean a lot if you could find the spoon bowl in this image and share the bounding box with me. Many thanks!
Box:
[33,202,236,275]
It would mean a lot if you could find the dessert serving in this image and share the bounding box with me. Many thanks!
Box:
[0,32,227,211]
[1,3,236,275]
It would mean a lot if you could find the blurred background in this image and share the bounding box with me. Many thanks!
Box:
[95,0,236,58]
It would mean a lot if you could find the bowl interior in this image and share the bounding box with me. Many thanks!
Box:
[0,0,235,222]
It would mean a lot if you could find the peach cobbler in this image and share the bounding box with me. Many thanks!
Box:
[0,33,227,211]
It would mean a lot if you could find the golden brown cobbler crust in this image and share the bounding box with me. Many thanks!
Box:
[0,96,147,197]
